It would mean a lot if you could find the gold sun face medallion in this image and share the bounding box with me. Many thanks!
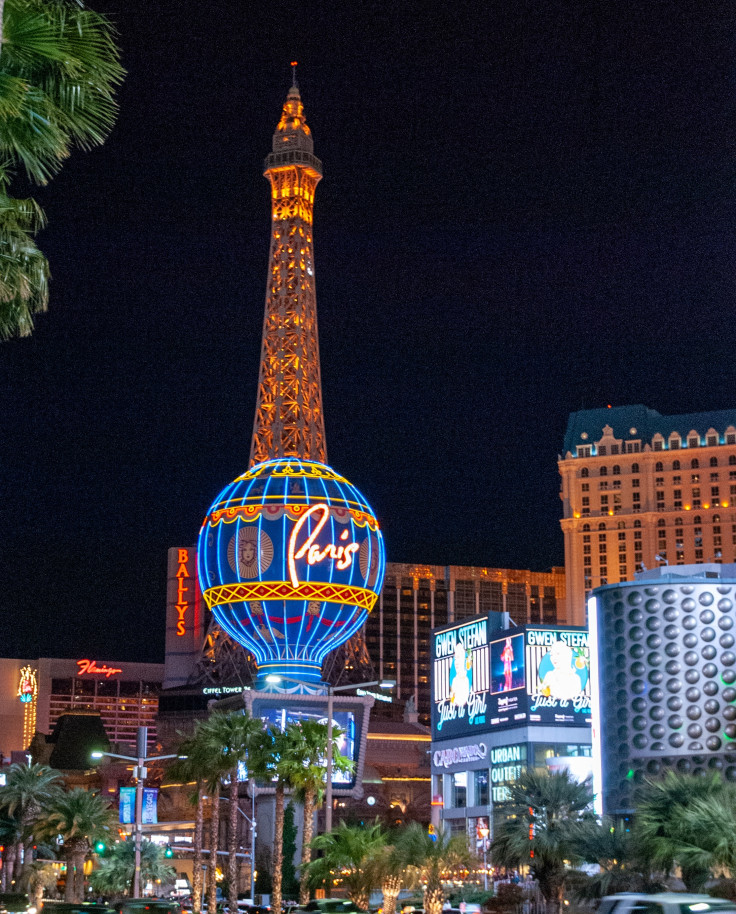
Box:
[227,527,274,578]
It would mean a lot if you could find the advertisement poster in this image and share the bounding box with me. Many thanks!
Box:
[488,632,527,726]
[432,617,490,739]
[142,787,158,824]
[119,786,135,824]
[525,628,591,725]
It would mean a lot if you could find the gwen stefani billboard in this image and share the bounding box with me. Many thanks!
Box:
[432,616,490,739]
[525,627,591,726]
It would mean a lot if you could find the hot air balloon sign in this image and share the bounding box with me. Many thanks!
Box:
[197,459,386,687]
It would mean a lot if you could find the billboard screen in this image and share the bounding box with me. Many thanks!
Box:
[525,628,591,726]
[488,632,527,725]
[251,698,359,788]
[432,616,490,739]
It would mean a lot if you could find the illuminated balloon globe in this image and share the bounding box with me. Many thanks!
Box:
[197,458,386,689]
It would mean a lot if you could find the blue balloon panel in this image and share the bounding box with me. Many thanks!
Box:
[197,459,386,686]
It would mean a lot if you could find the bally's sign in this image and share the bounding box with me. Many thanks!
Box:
[433,742,488,770]
[432,617,491,739]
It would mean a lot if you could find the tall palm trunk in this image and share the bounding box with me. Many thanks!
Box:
[192,784,205,914]
[424,882,444,914]
[381,875,402,914]
[65,842,87,902]
[228,768,239,914]
[299,787,316,904]
[207,784,220,914]
[3,845,15,890]
[271,782,285,914]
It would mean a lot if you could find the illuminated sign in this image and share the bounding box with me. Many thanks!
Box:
[433,742,488,769]
[491,744,526,803]
[432,618,490,739]
[356,688,392,703]
[17,666,37,704]
[76,659,123,678]
[488,632,526,725]
[288,504,360,586]
[175,549,193,636]
[526,628,591,726]
[202,686,247,696]
[198,458,385,688]
[17,666,38,749]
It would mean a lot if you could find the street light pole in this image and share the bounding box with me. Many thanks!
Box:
[91,725,180,898]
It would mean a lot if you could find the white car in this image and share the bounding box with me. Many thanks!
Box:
[599,894,736,914]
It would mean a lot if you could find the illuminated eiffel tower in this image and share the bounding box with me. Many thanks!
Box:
[193,68,373,686]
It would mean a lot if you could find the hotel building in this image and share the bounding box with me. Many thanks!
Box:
[366,563,566,726]
[559,405,736,626]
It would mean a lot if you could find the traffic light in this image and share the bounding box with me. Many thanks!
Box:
[164,845,174,858]
[94,840,106,855]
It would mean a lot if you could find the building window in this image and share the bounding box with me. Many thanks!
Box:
[727,432,736,445]
[654,438,664,451]
[633,492,641,506]
[626,442,641,453]
[577,445,592,458]
[583,533,590,541]
[692,474,700,483]
[708,435,718,447]
[656,477,664,486]
[689,437,700,449]
[600,481,609,490]
[656,462,664,473]
[582,496,590,506]
[474,770,489,807]
[450,772,467,808]
[711,473,720,482]
[691,459,700,469]
[611,444,620,455]
[673,460,681,470]
[584,555,592,567]
[613,465,621,475]
[618,531,626,541]
[583,544,591,554]
[598,446,607,456]
[582,483,589,492]
[581,467,589,478]
[613,479,621,489]
[632,463,640,474]
[619,564,627,576]
[600,466,608,477]
[712,486,720,502]
[670,435,681,450]
[711,457,719,467]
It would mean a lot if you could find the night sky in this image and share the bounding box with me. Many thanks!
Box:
[2,1,735,662]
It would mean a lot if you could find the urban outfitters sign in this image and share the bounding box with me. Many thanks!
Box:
[491,744,526,804]
[432,617,490,739]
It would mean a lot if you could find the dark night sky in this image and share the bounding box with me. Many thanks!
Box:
[2,1,735,662]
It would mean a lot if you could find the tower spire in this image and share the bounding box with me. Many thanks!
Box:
[249,80,327,466]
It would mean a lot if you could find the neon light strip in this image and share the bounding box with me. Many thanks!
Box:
[588,594,603,817]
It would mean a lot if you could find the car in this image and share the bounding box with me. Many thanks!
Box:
[599,894,736,914]
[0,895,35,914]
[41,904,116,914]
[114,901,181,914]
[295,903,360,914]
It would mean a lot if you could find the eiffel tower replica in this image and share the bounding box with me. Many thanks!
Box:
[192,68,374,688]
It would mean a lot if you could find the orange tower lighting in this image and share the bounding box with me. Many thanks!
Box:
[250,77,326,466]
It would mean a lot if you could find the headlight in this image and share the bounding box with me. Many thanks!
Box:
[28,906,37,914]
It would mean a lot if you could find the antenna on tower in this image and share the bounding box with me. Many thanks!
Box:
[291,61,298,87]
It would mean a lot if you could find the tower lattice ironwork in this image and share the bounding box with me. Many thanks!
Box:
[192,73,372,685]
[249,79,326,467]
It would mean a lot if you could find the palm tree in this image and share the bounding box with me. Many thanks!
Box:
[170,724,223,914]
[197,710,265,914]
[0,0,124,338]
[0,762,62,889]
[397,823,469,914]
[0,808,22,890]
[285,719,354,904]
[491,769,593,913]
[39,787,114,901]
[90,839,176,898]
[571,818,665,901]
[305,821,386,911]
[635,771,726,892]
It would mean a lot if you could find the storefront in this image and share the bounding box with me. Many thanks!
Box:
[430,617,593,841]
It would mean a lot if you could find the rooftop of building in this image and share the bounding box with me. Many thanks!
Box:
[562,404,736,456]
[594,562,736,588]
